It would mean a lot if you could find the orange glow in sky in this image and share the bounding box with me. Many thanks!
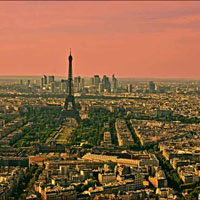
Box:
[0,1,200,78]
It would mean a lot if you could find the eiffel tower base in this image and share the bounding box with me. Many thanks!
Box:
[58,109,81,125]
[58,95,81,125]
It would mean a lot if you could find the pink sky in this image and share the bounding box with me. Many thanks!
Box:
[0,2,200,78]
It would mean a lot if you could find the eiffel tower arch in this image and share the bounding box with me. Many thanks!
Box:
[58,51,81,125]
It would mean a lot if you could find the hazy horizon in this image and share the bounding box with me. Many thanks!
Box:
[0,75,199,81]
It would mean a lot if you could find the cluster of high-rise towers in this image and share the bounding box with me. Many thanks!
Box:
[73,74,118,93]
[40,62,118,94]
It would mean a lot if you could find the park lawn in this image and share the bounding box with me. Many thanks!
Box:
[56,128,74,144]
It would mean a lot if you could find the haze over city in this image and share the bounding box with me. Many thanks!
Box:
[1,1,200,78]
[1,1,200,199]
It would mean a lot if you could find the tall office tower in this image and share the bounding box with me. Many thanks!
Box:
[80,78,85,91]
[149,81,155,92]
[74,77,78,91]
[90,77,95,85]
[61,80,68,92]
[102,75,111,92]
[48,76,55,84]
[19,80,23,85]
[27,80,31,87]
[94,75,100,88]
[51,82,55,93]
[127,84,133,93]
[43,75,47,85]
[74,76,79,86]
[74,76,81,92]
[99,83,104,93]
[111,74,117,93]
[40,77,44,88]
[58,51,81,124]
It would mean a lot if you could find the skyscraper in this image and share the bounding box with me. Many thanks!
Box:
[19,80,23,85]
[27,80,31,87]
[90,77,95,85]
[43,75,47,85]
[127,84,133,93]
[111,74,117,93]
[80,78,85,91]
[51,82,55,93]
[149,81,155,92]
[74,76,81,92]
[102,75,111,92]
[48,76,55,84]
[94,75,101,88]
[61,79,68,92]
[99,83,104,93]
[41,75,47,88]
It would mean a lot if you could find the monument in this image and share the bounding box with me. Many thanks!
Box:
[58,51,81,125]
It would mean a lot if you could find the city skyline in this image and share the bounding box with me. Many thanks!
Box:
[1,2,200,78]
[1,2,200,199]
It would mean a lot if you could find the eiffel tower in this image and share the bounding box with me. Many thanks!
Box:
[59,50,81,124]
